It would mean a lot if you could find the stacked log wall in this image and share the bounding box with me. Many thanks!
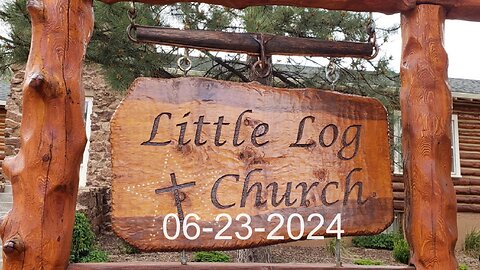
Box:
[393,97,480,213]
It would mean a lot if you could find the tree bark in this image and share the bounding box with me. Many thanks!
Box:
[134,26,375,58]
[0,0,94,269]
[400,4,458,270]
[99,0,480,21]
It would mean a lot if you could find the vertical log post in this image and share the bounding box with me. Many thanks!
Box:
[0,0,94,269]
[400,4,458,270]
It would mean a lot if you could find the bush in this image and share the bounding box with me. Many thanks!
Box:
[458,263,469,270]
[79,249,109,263]
[352,232,401,250]
[353,259,383,265]
[122,241,140,254]
[193,251,230,262]
[464,229,480,258]
[70,212,108,263]
[393,238,410,264]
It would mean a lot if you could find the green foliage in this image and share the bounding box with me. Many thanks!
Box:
[193,251,230,262]
[353,259,383,265]
[393,238,410,264]
[458,263,469,270]
[0,0,399,103]
[70,212,108,263]
[352,232,402,250]
[122,241,140,254]
[464,229,480,258]
[79,249,109,263]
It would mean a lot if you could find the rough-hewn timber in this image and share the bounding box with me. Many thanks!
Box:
[0,0,94,269]
[400,4,458,269]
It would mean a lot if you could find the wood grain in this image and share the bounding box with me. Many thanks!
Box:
[111,77,393,251]
[400,4,458,270]
[68,262,416,270]
[134,26,375,58]
[101,0,416,14]
[0,0,93,269]
[98,0,480,21]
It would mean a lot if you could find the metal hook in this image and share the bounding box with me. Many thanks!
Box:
[252,34,272,78]
[365,12,379,60]
[178,48,192,76]
[126,24,138,42]
[126,1,138,42]
[325,60,340,90]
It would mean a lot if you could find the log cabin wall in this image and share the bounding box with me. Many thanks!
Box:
[393,97,480,214]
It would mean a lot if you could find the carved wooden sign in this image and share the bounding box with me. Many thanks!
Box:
[111,77,393,251]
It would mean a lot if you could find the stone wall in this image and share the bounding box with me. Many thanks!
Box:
[82,65,123,188]
[4,65,23,158]
[4,63,123,232]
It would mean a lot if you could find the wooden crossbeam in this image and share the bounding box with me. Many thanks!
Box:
[69,263,416,270]
[98,0,480,21]
[133,26,375,58]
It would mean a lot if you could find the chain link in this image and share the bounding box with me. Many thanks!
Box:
[325,59,340,90]
[177,49,192,76]
[365,12,379,60]
[252,34,272,78]
[126,2,138,42]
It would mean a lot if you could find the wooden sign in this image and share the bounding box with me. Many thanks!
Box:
[111,77,393,251]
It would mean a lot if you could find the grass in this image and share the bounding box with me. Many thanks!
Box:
[464,229,480,258]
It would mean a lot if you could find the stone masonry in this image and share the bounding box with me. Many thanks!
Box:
[4,63,124,233]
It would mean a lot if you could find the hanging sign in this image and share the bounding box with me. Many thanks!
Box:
[111,77,393,251]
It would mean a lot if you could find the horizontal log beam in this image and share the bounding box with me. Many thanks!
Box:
[100,0,416,14]
[457,203,480,213]
[394,201,480,213]
[133,26,375,58]
[424,0,480,21]
[69,263,416,270]
[98,0,480,21]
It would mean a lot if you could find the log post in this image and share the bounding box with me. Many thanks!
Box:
[400,4,458,270]
[0,0,94,269]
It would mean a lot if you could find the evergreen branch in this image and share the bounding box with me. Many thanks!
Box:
[202,50,250,82]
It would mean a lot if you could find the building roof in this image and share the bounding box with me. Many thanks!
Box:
[448,78,480,95]
[0,80,10,104]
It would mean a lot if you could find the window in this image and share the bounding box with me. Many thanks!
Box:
[79,97,93,187]
[393,111,461,178]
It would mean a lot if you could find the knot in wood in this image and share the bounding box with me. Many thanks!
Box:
[29,73,45,89]
[3,237,24,256]
[42,154,51,162]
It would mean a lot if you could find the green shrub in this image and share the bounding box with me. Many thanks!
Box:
[458,263,469,270]
[464,229,480,258]
[79,249,109,263]
[353,259,383,265]
[393,238,410,264]
[352,232,401,250]
[193,251,230,262]
[70,212,108,263]
[123,241,140,254]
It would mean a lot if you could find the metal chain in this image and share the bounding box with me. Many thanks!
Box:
[325,59,340,90]
[177,48,192,76]
[366,12,379,60]
[177,20,192,76]
[126,2,138,42]
[252,34,272,78]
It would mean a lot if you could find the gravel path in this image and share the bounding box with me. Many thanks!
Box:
[99,234,479,269]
